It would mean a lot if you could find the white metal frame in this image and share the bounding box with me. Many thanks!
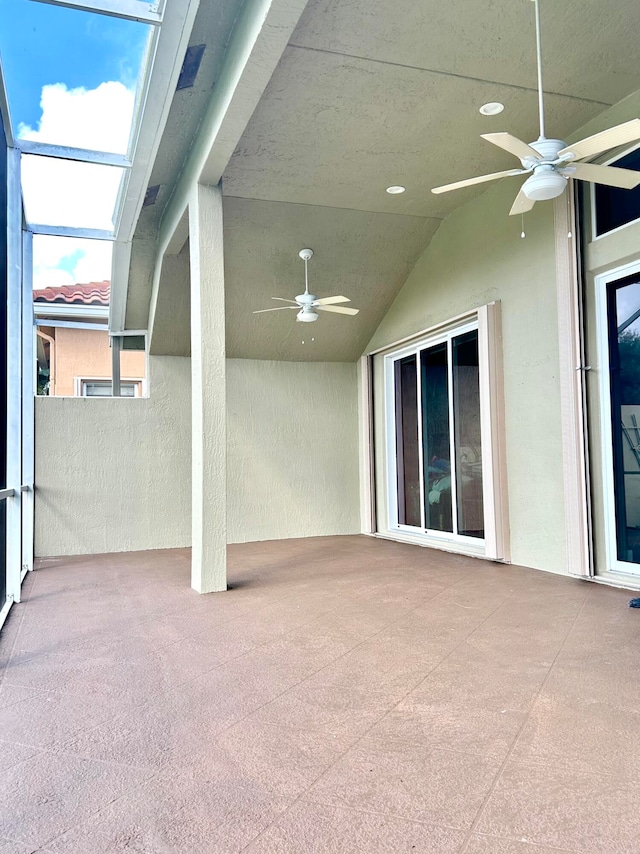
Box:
[28,0,163,25]
[374,303,509,561]
[21,231,35,580]
[383,317,487,555]
[595,257,640,576]
[6,147,23,604]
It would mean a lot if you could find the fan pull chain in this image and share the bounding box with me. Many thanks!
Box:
[567,192,573,239]
[520,213,526,239]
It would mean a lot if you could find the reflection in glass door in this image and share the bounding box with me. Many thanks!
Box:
[606,275,640,566]
[392,325,484,543]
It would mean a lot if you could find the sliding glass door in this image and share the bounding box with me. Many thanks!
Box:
[387,322,485,547]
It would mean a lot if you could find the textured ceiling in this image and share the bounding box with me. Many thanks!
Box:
[131,0,640,361]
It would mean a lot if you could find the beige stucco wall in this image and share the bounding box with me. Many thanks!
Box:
[367,176,567,574]
[47,327,145,396]
[226,358,360,542]
[35,356,360,556]
[35,356,192,556]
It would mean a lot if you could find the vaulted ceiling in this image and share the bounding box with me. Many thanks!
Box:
[126,0,640,361]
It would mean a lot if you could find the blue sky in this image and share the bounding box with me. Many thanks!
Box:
[0,0,151,289]
[0,0,149,131]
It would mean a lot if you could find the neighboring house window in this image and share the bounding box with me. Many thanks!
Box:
[80,379,141,397]
[593,146,640,237]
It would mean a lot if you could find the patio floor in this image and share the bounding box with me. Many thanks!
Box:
[1,535,640,853]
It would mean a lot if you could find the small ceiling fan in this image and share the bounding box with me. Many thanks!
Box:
[253,249,360,323]
[431,0,640,215]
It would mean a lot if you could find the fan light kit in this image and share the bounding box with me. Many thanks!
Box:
[386,185,406,194]
[253,249,361,324]
[432,0,640,215]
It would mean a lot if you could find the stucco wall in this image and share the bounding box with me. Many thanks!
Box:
[368,176,567,574]
[35,356,360,556]
[226,359,360,542]
[35,356,192,556]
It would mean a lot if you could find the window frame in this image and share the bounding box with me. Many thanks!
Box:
[75,376,143,397]
[375,303,509,561]
[589,140,640,242]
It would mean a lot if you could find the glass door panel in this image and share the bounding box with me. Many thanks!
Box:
[452,330,484,538]
[394,355,421,527]
[421,342,453,533]
[607,277,640,564]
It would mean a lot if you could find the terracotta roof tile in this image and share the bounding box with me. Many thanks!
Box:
[33,281,110,305]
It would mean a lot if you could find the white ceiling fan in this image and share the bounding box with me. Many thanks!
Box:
[431,0,640,215]
[253,249,360,323]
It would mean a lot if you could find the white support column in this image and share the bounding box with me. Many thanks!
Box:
[21,230,35,575]
[188,182,227,593]
[6,147,22,602]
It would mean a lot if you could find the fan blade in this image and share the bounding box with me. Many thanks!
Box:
[432,169,526,195]
[481,133,542,161]
[271,297,298,304]
[509,187,536,216]
[316,305,359,316]
[558,119,640,162]
[564,162,640,190]
[313,295,350,306]
[253,306,298,314]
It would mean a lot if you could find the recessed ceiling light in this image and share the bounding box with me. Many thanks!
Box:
[386,185,406,194]
[479,102,504,116]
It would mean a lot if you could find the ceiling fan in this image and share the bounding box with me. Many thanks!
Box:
[431,0,640,215]
[253,249,360,323]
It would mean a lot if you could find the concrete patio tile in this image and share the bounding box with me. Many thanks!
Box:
[45,763,290,854]
[511,692,640,781]
[304,738,501,830]
[0,738,43,771]
[243,801,467,853]
[475,760,640,854]
[0,689,131,750]
[0,751,152,849]
[367,702,526,760]
[463,834,585,853]
[0,682,41,710]
[210,719,353,800]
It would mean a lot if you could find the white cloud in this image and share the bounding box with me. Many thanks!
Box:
[20,82,134,290]
[33,234,112,291]
[19,81,134,153]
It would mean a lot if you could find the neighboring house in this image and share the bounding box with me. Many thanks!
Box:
[34,281,146,397]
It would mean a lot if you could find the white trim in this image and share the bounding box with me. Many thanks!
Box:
[6,148,22,604]
[34,303,109,320]
[382,316,491,558]
[17,140,131,168]
[368,307,481,358]
[27,0,163,24]
[358,355,375,534]
[36,319,108,331]
[595,258,640,576]
[554,190,593,577]
[28,224,114,240]
[21,231,35,575]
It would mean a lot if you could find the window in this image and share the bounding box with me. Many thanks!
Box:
[381,305,507,559]
[79,379,141,397]
[593,146,640,237]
